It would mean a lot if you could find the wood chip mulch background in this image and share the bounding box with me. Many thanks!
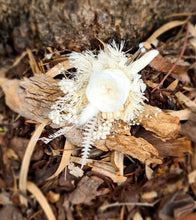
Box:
[0,19,196,220]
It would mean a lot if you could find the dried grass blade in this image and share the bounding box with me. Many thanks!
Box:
[26,48,42,74]
[146,20,186,44]
[100,200,160,212]
[165,12,196,18]
[47,139,73,180]
[70,156,110,166]
[95,36,110,54]
[27,181,56,220]
[46,60,72,78]
[19,119,50,206]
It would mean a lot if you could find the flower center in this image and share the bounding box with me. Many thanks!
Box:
[100,80,120,98]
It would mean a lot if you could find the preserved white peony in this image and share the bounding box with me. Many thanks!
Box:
[46,41,159,167]
[86,69,130,112]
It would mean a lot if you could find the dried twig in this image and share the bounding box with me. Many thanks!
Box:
[100,200,160,211]
[165,12,196,19]
[151,22,190,93]
[146,20,186,44]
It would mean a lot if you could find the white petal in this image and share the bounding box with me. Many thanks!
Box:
[128,50,159,75]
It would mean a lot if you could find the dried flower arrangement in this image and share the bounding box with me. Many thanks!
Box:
[40,42,159,167]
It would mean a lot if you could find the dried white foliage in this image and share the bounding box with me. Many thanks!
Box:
[47,41,159,167]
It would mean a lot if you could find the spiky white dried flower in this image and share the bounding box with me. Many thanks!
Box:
[47,41,159,167]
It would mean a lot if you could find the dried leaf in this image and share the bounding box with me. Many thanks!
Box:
[6,148,19,161]
[46,191,60,203]
[8,137,30,160]
[166,79,179,91]
[149,54,190,83]
[27,181,56,220]
[69,176,104,204]
[0,205,23,220]
[47,139,73,180]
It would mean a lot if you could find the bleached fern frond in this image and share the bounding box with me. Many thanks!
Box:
[39,127,72,144]
[81,116,97,167]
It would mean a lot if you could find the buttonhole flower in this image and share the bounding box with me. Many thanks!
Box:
[44,41,159,167]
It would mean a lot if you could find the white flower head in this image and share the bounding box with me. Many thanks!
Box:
[48,41,159,167]
[86,69,130,112]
